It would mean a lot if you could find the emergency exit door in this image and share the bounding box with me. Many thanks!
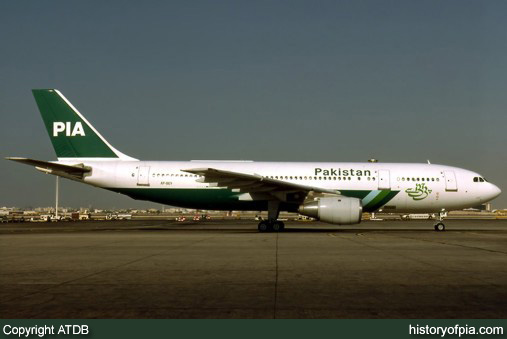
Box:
[137,166,151,186]
[444,170,457,191]
[378,169,391,190]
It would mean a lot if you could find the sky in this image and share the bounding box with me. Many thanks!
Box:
[1,1,506,209]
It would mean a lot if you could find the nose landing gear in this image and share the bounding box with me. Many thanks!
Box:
[433,211,447,232]
[434,222,445,232]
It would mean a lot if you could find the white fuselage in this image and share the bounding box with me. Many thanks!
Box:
[63,160,501,213]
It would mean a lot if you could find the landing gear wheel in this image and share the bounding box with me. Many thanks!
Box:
[258,221,270,232]
[272,221,285,232]
[434,223,445,232]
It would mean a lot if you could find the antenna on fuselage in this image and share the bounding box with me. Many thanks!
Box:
[427,160,431,164]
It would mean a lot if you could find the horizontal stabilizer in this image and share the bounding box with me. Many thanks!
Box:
[5,157,91,177]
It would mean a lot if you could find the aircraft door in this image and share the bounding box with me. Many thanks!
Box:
[444,170,457,191]
[378,169,391,190]
[137,166,151,186]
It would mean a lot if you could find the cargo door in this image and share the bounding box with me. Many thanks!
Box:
[378,169,391,190]
[137,166,151,186]
[444,170,457,191]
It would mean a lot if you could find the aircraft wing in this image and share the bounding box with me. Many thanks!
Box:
[6,157,91,178]
[182,167,340,200]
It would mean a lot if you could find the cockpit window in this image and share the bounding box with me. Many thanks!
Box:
[473,177,478,182]
[474,177,486,182]
[479,177,484,182]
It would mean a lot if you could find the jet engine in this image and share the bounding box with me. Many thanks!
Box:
[298,196,362,225]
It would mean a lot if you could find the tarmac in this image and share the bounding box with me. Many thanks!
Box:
[1,219,507,318]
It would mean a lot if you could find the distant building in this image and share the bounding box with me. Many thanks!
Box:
[469,203,492,212]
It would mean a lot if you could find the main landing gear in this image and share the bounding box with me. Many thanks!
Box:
[433,211,447,232]
[257,220,285,232]
[257,200,285,233]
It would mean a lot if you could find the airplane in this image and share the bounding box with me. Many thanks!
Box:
[6,89,502,232]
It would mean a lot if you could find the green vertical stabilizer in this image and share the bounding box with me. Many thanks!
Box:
[32,89,130,159]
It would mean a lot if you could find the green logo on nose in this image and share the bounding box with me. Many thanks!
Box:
[406,183,432,200]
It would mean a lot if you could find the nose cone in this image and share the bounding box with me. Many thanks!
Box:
[487,183,502,201]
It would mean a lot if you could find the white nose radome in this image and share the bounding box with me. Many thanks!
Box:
[490,184,502,200]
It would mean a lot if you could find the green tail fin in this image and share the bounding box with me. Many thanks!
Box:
[32,89,136,160]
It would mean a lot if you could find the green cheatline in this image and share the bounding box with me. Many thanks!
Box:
[365,190,400,211]
[108,187,398,212]
[364,190,391,209]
